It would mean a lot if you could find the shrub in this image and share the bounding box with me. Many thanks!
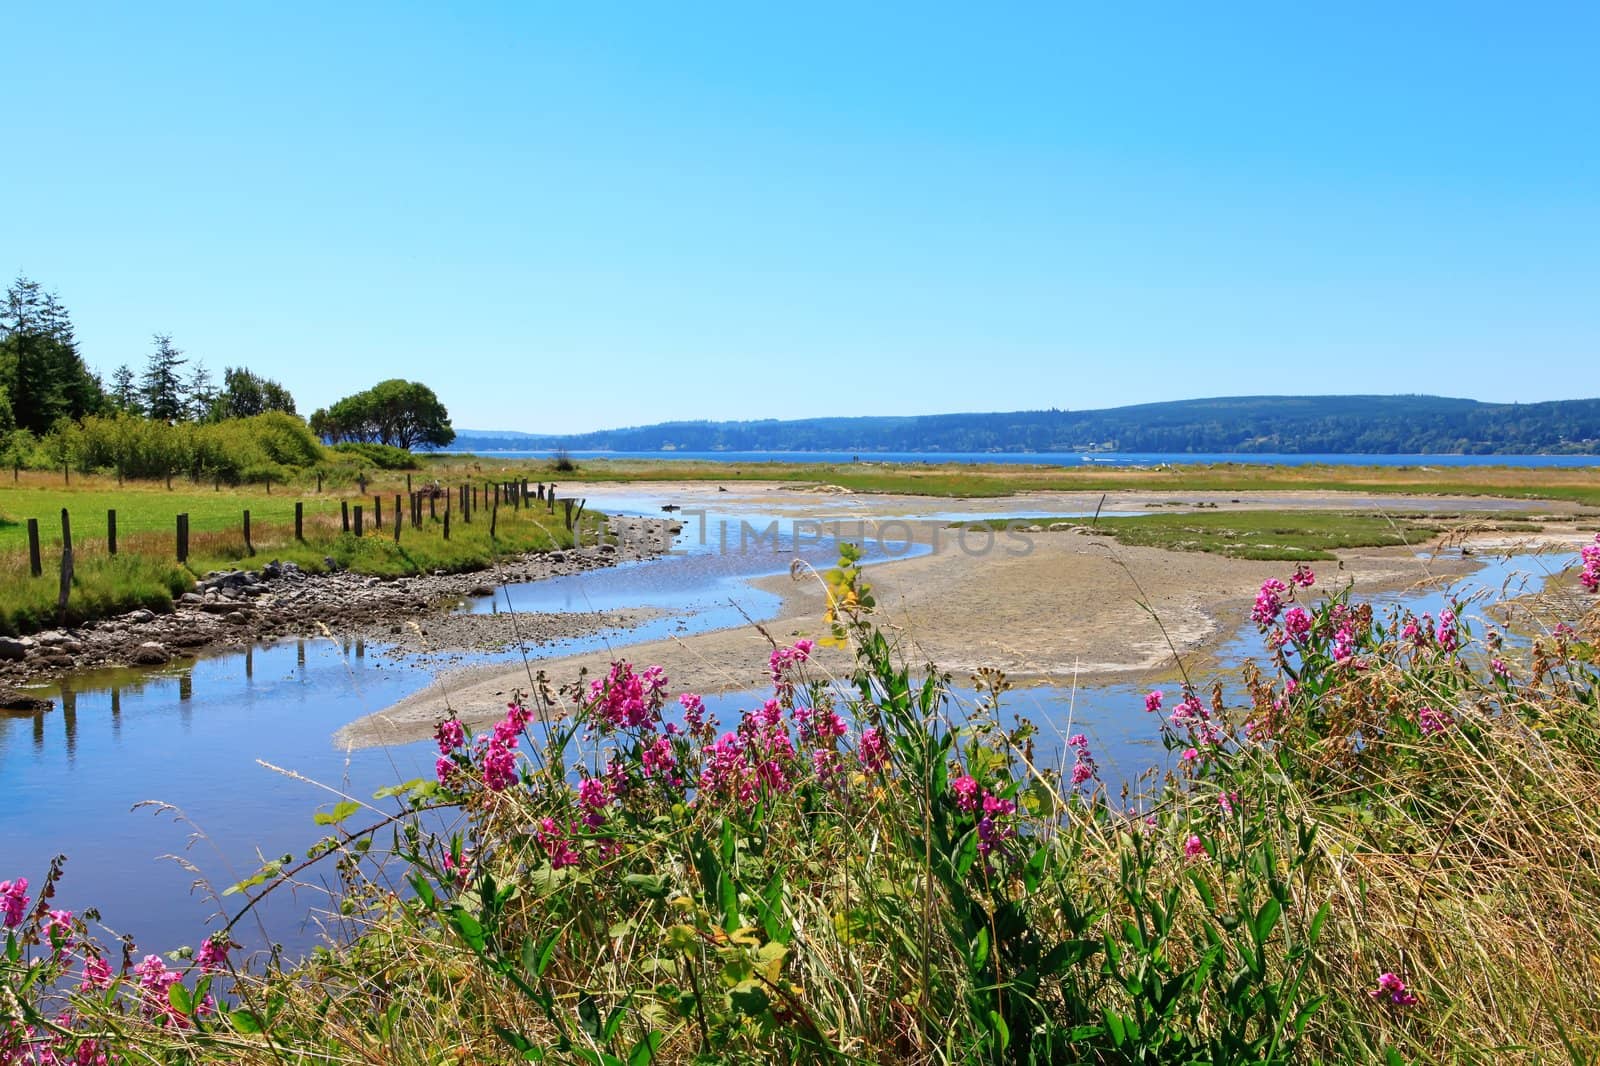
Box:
[331,441,418,470]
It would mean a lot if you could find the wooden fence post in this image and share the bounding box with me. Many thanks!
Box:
[341,500,350,533]
[176,514,189,564]
[429,493,437,522]
[265,476,271,495]
[295,502,304,541]
[354,505,363,538]
[563,498,574,529]
[316,471,323,493]
[58,509,73,619]
[107,510,117,556]
[244,510,254,556]
[27,518,42,577]
[374,495,382,530]
[443,507,450,541]
[490,498,498,538]
[406,473,412,495]
[393,498,402,543]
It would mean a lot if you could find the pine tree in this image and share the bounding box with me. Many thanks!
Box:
[186,359,215,421]
[0,276,103,433]
[142,334,188,422]
[111,365,142,414]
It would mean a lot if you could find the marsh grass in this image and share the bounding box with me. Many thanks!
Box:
[6,544,1600,1063]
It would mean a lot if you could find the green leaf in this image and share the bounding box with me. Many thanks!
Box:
[578,992,604,1040]
[229,1009,264,1034]
[621,873,670,899]
[373,777,427,800]
[627,1031,663,1066]
[313,800,362,826]
[1253,898,1282,947]
[169,981,193,1015]
[450,908,487,953]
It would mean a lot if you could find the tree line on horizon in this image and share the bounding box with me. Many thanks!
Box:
[0,274,453,479]
[453,394,1600,456]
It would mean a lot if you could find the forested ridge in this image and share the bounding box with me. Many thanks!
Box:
[455,394,1600,455]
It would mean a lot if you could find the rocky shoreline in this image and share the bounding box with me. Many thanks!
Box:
[0,516,678,708]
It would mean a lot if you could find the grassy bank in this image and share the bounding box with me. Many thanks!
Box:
[539,456,1600,506]
[955,510,1544,561]
[4,544,1600,1062]
[0,472,602,634]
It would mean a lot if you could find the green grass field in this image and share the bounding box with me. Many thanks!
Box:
[0,471,602,635]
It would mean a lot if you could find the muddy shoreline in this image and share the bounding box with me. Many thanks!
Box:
[0,516,677,706]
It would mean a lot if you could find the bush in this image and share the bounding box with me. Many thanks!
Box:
[331,441,418,470]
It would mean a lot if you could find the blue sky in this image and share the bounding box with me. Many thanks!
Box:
[4,2,1596,434]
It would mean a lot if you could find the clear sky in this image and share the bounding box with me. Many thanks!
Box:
[4,2,1596,434]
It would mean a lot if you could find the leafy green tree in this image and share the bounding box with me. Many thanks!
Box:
[311,378,454,449]
[210,365,297,420]
[141,334,187,422]
[0,383,12,434]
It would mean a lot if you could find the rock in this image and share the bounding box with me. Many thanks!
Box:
[35,630,72,647]
[202,601,248,615]
[131,642,170,666]
[1048,523,1073,532]
[167,631,211,649]
[467,585,494,597]
[178,593,203,605]
[224,612,249,626]
[0,637,34,661]
[125,608,157,624]
[33,651,74,668]
[0,687,51,712]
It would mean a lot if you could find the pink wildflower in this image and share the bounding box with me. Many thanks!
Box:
[44,908,73,945]
[1283,606,1313,644]
[1068,733,1098,789]
[1184,835,1206,861]
[1370,972,1419,1006]
[1291,564,1315,588]
[1417,705,1452,736]
[80,954,115,991]
[950,775,981,812]
[1218,791,1240,816]
[0,877,28,928]
[857,726,889,773]
[1144,690,1164,713]
[434,718,465,755]
[536,817,580,869]
[1252,579,1288,627]
[1581,534,1600,592]
[1181,747,1199,762]
[589,662,668,731]
[195,936,230,975]
[768,639,816,687]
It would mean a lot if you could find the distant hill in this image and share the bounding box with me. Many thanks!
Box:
[448,395,1600,456]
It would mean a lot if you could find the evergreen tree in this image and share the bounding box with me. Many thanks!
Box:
[186,359,215,421]
[110,364,142,414]
[141,334,188,422]
[0,275,104,433]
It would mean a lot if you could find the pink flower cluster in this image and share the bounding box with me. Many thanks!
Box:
[589,662,669,731]
[536,817,580,869]
[1581,533,1600,593]
[768,639,815,689]
[858,726,889,773]
[1370,971,1419,1006]
[195,935,230,975]
[1,877,28,928]
[1067,733,1098,789]
[1184,834,1206,861]
[131,954,205,1027]
[1169,689,1224,748]
[949,775,1017,862]
[1417,705,1452,736]
[1251,579,1289,627]
[476,701,532,792]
